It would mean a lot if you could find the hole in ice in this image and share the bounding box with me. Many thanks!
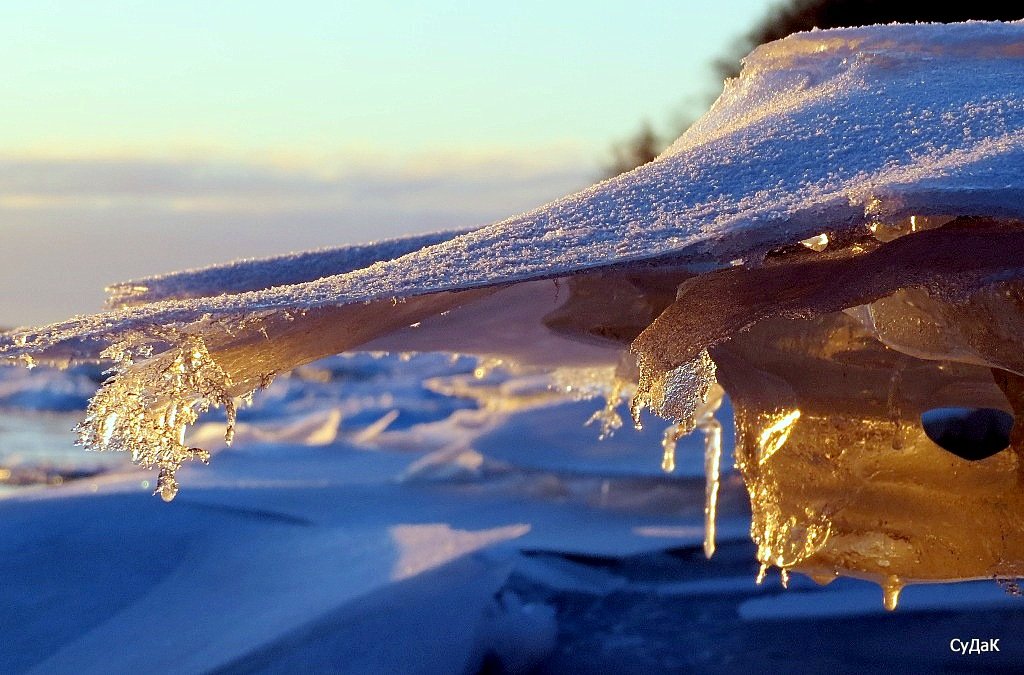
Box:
[920,407,1013,461]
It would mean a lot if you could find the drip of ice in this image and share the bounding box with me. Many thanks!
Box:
[585,380,624,440]
[223,397,238,446]
[659,422,685,473]
[629,392,645,431]
[883,576,904,611]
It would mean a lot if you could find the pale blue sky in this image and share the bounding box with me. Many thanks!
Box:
[1,1,775,325]
[2,1,770,156]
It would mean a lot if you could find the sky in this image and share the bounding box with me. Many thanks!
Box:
[1,0,773,325]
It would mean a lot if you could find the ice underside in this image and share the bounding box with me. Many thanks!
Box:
[5,22,1024,606]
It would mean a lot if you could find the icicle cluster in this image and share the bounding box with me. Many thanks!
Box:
[76,333,243,501]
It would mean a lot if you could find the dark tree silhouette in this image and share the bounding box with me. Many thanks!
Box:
[603,122,663,179]
[605,0,1024,176]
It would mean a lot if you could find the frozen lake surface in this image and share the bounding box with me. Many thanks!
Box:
[0,355,1020,672]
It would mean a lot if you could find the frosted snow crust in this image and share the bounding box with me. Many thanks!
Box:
[105,229,467,308]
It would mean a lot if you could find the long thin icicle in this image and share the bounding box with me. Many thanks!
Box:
[699,407,723,559]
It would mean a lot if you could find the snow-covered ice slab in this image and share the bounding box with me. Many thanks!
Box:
[4,21,1024,607]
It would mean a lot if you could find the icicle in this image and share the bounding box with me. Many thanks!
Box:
[224,398,237,446]
[882,576,903,611]
[660,416,698,473]
[629,391,645,431]
[700,410,723,559]
[656,382,725,550]
[780,569,790,589]
[756,563,768,585]
[660,432,675,473]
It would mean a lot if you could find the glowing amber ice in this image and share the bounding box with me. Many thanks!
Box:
[630,219,1024,607]
[713,312,1024,607]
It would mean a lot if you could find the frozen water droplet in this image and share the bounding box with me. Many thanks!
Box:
[224,398,237,446]
[155,468,178,503]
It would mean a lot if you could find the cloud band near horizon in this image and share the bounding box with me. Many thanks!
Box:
[0,148,594,327]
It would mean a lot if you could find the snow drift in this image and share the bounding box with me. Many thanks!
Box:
[5,21,1024,605]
